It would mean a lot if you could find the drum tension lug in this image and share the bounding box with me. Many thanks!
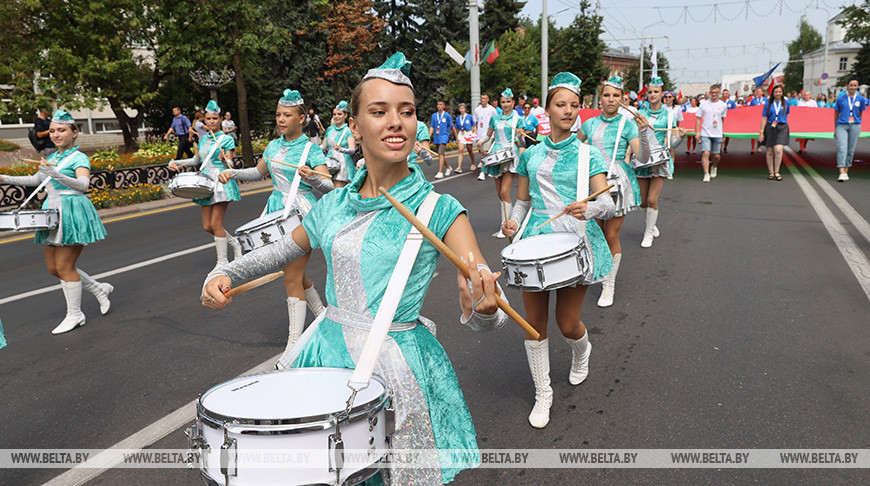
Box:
[184,422,208,470]
[220,423,238,485]
[535,263,545,286]
[328,431,345,484]
[384,402,396,438]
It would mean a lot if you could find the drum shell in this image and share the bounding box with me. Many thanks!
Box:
[0,209,59,232]
[235,210,302,254]
[481,147,516,167]
[169,172,214,199]
[630,148,669,170]
[501,234,593,291]
[191,368,393,486]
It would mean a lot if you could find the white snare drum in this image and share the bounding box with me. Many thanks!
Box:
[235,209,302,254]
[631,147,670,170]
[168,172,214,199]
[501,232,594,291]
[482,147,517,167]
[0,209,59,232]
[187,368,394,486]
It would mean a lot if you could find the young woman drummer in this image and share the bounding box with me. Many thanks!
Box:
[202,52,507,485]
[219,89,333,364]
[502,73,616,428]
[322,100,357,188]
[169,100,242,270]
[0,110,111,334]
[480,88,526,238]
[636,78,687,248]
[577,76,650,307]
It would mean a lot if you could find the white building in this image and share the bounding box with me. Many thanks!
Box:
[802,11,862,96]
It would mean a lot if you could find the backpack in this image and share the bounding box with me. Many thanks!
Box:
[28,128,45,151]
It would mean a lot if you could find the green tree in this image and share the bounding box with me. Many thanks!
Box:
[550,2,608,96]
[837,1,870,85]
[414,0,469,112]
[784,18,822,92]
[622,47,674,95]
[480,0,526,43]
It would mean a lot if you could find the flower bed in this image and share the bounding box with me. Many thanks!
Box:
[88,184,166,210]
[0,139,21,151]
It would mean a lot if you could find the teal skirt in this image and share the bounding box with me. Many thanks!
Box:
[293,319,480,484]
[521,215,613,282]
[35,195,106,246]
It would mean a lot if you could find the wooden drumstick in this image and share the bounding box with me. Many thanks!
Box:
[209,129,233,163]
[618,101,640,117]
[264,157,332,179]
[530,184,615,232]
[378,186,540,339]
[224,271,284,298]
[23,158,46,164]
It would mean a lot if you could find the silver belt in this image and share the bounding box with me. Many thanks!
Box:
[325,305,418,332]
[533,207,563,215]
[54,190,85,196]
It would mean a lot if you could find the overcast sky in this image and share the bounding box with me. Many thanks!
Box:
[515,0,860,84]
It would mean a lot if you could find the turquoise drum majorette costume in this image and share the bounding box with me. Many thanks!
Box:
[324,100,356,182]
[580,76,642,216]
[205,53,505,485]
[636,77,678,179]
[1,110,113,335]
[192,100,240,206]
[482,88,524,177]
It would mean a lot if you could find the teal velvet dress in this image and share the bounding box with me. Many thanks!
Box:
[193,131,241,206]
[636,105,675,178]
[580,114,642,213]
[261,135,327,216]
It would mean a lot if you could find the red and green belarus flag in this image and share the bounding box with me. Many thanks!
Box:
[483,41,499,64]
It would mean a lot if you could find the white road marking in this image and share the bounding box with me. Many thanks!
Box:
[0,243,214,306]
[41,353,282,486]
[784,157,870,302]
[786,147,870,246]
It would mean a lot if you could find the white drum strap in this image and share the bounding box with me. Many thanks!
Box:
[348,191,441,392]
[607,116,627,177]
[201,134,227,173]
[282,142,312,220]
[575,142,590,237]
[509,113,517,145]
[666,108,674,148]
[18,151,78,210]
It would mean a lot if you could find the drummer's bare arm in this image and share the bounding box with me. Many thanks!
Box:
[503,176,531,237]
[577,173,616,221]
[202,225,313,309]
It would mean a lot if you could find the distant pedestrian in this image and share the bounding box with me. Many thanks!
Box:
[455,103,476,170]
[834,78,866,182]
[163,107,193,159]
[474,93,498,180]
[190,111,206,144]
[33,108,56,157]
[430,99,455,178]
[796,91,818,153]
[529,97,545,118]
[684,97,699,155]
[747,87,767,154]
[695,84,727,182]
[306,108,324,145]
[221,111,238,143]
[721,89,737,153]
[758,84,789,181]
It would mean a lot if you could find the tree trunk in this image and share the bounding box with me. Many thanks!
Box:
[231,27,254,168]
[107,96,142,152]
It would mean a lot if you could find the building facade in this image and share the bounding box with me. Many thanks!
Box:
[802,11,862,95]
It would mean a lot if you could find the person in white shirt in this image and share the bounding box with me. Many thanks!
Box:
[473,93,498,181]
[529,97,545,118]
[694,84,728,182]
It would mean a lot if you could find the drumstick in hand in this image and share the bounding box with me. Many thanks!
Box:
[379,186,540,339]
[264,157,333,179]
[530,184,614,232]
[224,271,284,298]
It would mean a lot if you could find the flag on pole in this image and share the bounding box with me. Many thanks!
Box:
[444,42,466,66]
[753,62,781,89]
[464,48,474,71]
[650,44,658,78]
[638,85,648,98]
[483,41,499,64]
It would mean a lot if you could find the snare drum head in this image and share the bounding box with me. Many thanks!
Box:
[502,233,580,260]
[200,368,385,421]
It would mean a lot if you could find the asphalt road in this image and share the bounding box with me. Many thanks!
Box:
[1,137,868,485]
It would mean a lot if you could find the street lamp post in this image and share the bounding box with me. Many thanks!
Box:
[190,68,235,103]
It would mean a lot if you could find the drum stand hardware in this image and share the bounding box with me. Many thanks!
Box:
[185,420,209,470]
[220,423,238,486]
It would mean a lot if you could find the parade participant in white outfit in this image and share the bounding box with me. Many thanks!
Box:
[636,78,687,248]
[169,100,243,270]
[202,52,507,485]
[502,73,616,428]
[322,100,357,188]
[0,110,111,334]
[455,103,476,170]
[577,76,650,307]
[695,84,728,182]
[480,88,526,238]
[473,93,498,181]
[219,89,332,365]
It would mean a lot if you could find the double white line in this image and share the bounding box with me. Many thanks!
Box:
[784,147,870,302]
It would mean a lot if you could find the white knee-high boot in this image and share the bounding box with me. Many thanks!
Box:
[214,236,229,270]
[597,253,622,308]
[641,208,658,248]
[276,297,308,370]
[77,268,113,315]
[226,232,243,260]
[563,333,591,385]
[53,281,86,335]
[304,285,325,316]
[525,339,553,428]
[494,201,511,238]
